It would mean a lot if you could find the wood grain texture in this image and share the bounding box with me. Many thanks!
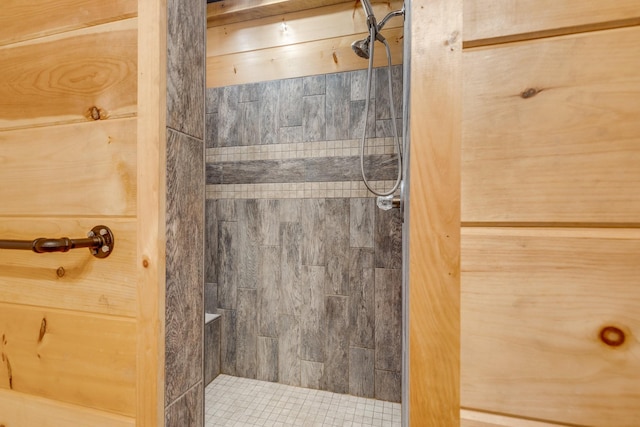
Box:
[207,1,403,57]
[464,0,640,46]
[0,303,136,416]
[256,336,278,382]
[207,0,351,26]
[206,27,403,88]
[0,18,137,130]
[460,409,566,427]
[408,0,462,424]
[165,129,204,406]
[463,26,640,224]
[0,0,137,46]
[0,218,136,317]
[324,296,349,394]
[300,266,326,362]
[236,288,258,378]
[0,389,135,427]
[136,0,167,424]
[167,0,205,139]
[374,268,401,373]
[0,119,136,217]
[165,382,203,427]
[461,227,640,426]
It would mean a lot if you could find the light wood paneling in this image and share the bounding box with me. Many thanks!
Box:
[0,0,137,47]
[207,1,403,57]
[461,227,640,426]
[0,389,134,427]
[461,409,565,427]
[464,0,640,46]
[408,0,461,425]
[136,0,167,424]
[0,119,136,217]
[0,218,136,317]
[207,27,402,87]
[207,0,349,27]
[0,18,137,131]
[0,303,136,416]
[463,26,640,225]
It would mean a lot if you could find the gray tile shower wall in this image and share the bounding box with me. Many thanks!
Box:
[204,66,403,403]
[165,0,205,425]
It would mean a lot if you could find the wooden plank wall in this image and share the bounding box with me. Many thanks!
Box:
[0,2,139,426]
[460,2,640,426]
[206,0,404,87]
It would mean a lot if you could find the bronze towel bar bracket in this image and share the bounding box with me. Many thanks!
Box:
[0,225,115,259]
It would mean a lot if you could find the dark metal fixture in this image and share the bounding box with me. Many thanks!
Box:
[0,225,115,259]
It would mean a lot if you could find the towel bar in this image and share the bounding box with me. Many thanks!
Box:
[0,225,114,259]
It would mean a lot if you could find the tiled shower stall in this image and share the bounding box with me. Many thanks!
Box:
[204,65,403,403]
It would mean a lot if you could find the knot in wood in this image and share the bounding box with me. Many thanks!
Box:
[600,326,625,347]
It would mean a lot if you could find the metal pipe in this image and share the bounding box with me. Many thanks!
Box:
[0,225,115,258]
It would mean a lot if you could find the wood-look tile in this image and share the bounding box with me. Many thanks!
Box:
[305,155,398,183]
[217,221,238,309]
[349,347,375,398]
[301,360,325,390]
[205,199,217,284]
[206,87,219,114]
[303,95,326,142]
[300,266,325,363]
[205,282,218,314]
[350,99,377,139]
[375,64,403,122]
[239,83,260,102]
[349,248,375,349]
[375,207,402,269]
[279,199,302,223]
[278,314,301,386]
[258,246,281,337]
[326,72,351,140]
[205,163,222,185]
[324,199,350,296]
[219,159,306,184]
[239,101,260,146]
[218,309,237,375]
[375,369,401,403]
[166,0,204,139]
[237,200,258,289]
[279,126,303,144]
[350,69,374,101]
[236,288,258,379]
[374,268,402,372]
[165,382,203,427]
[165,129,204,405]
[324,296,349,394]
[256,199,280,246]
[216,199,236,221]
[257,336,279,382]
[205,113,218,148]
[204,318,220,385]
[218,85,240,147]
[350,198,375,248]
[375,118,403,138]
[259,80,279,145]
[301,198,325,266]
[280,222,303,315]
[279,78,303,127]
[303,75,326,96]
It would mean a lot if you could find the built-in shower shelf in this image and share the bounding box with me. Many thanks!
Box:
[205,312,221,324]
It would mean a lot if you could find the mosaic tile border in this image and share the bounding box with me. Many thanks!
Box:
[205,138,399,163]
[206,180,400,199]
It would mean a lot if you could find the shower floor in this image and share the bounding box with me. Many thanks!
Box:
[205,375,401,427]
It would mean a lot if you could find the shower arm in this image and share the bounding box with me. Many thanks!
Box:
[376,6,405,33]
[0,225,115,259]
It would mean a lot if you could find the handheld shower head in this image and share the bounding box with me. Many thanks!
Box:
[351,37,371,59]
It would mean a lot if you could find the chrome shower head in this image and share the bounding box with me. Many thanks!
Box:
[351,37,371,59]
